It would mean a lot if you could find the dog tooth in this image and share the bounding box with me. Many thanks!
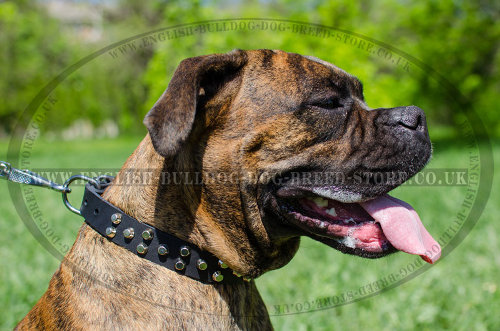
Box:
[312,197,329,207]
[325,208,337,217]
[319,221,327,229]
[347,218,356,225]
[342,236,357,248]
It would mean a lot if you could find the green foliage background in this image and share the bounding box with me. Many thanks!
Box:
[1,1,499,330]
[1,0,499,138]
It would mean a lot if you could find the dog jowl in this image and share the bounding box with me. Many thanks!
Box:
[144,49,441,279]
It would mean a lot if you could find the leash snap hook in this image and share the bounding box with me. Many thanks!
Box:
[62,175,100,215]
[0,161,11,177]
[0,160,70,193]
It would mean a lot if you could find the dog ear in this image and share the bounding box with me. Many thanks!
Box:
[143,50,248,157]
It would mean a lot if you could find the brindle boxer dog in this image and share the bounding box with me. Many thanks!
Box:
[16,49,440,330]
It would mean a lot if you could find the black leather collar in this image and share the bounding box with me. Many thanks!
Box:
[80,182,245,284]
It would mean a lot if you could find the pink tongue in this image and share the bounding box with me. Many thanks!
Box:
[360,195,441,264]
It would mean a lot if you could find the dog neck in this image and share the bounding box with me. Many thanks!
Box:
[100,135,235,254]
[102,135,199,240]
[99,134,252,273]
[59,135,272,329]
[61,225,271,329]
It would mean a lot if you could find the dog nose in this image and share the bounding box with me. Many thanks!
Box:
[396,106,426,132]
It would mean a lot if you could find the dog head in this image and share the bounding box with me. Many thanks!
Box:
[144,49,439,278]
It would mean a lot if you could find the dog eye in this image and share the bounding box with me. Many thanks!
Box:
[310,98,343,110]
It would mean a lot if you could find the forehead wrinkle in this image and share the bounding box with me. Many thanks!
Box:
[304,55,347,76]
[304,55,364,94]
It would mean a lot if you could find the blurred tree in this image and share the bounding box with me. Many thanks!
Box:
[141,0,499,137]
[359,0,500,136]
[0,1,75,134]
[1,0,498,138]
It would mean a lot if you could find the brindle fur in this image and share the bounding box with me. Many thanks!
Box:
[16,49,430,330]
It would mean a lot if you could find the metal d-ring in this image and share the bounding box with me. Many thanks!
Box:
[62,175,99,215]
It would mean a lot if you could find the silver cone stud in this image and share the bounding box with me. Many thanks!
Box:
[175,258,185,270]
[137,243,148,255]
[158,245,169,256]
[218,260,228,269]
[105,227,116,238]
[179,246,190,257]
[111,213,122,225]
[212,271,224,282]
[123,228,134,239]
[142,229,154,240]
[197,259,208,270]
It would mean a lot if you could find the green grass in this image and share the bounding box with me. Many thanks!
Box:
[0,136,499,330]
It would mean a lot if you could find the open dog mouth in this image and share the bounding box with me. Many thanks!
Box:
[273,186,441,264]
